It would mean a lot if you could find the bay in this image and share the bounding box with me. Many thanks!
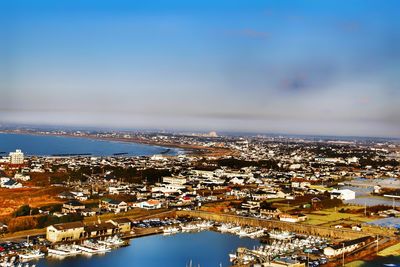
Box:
[0,133,180,156]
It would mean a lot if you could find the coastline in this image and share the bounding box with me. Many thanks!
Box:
[0,130,235,157]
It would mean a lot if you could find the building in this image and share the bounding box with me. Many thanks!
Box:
[46,221,85,243]
[9,149,24,165]
[62,200,86,214]
[107,218,132,233]
[0,178,22,189]
[14,173,30,181]
[330,189,356,201]
[109,185,130,195]
[279,213,307,223]
[83,222,119,239]
[260,207,282,218]
[46,221,123,243]
[323,237,370,258]
[163,176,187,185]
[100,199,128,213]
[136,199,162,209]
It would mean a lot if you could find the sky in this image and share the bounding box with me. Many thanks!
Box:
[0,0,399,137]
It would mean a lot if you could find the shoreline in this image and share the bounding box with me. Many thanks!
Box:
[0,130,235,157]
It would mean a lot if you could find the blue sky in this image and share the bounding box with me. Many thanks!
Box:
[1,0,399,137]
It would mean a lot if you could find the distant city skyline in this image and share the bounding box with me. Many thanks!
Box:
[1,0,399,137]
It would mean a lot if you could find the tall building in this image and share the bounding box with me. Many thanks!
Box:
[9,149,24,164]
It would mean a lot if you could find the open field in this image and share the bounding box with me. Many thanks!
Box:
[303,209,375,226]
[378,242,400,256]
[345,260,364,267]
[0,187,65,216]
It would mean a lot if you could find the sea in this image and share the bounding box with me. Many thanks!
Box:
[0,133,181,156]
[36,231,260,267]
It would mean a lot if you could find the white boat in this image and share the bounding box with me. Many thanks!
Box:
[229,253,237,262]
[74,241,111,254]
[269,230,295,240]
[247,229,265,238]
[181,224,199,232]
[48,245,81,257]
[196,221,213,229]
[217,223,233,232]
[19,250,45,261]
[163,227,180,235]
[227,226,241,234]
[98,236,125,247]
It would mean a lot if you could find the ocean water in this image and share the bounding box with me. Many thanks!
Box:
[36,231,260,267]
[0,133,180,156]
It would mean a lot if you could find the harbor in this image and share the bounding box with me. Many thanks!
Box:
[0,217,333,267]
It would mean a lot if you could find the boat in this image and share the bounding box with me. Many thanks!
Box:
[48,245,81,257]
[163,226,180,235]
[247,229,265,238]
[181,224,199,232]
[74,240,111,254]
[98,236,125,247]
[19,250,45,262]
[196,221,213,229]
[268,230,295,240]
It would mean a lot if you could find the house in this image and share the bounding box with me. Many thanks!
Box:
[323,237,370,258]
[260,207,282,218]
[1,179,22,189]
[14,173,30,181]
[0,222,7,232]
[229,177,245,185]
[109,185,130,195]
[62,200,86,214]
[81,208,97,217]
[58,192,75,200]
[163,176,187,185]
[330,189,356,201]
[107,218,132,233]
[46,221,85,243]
[136,199,162,210]
[100,199,128,213]
[70,191,88,201]
[241,201,260,213]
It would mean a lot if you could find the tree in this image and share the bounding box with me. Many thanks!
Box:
[14,205,31,217]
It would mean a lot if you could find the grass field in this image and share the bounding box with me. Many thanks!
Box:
[0,187,65,216]
[303,208,375,226]
[345,260,364,267]
[377,242,400,256]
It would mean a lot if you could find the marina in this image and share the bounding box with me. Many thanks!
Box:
[0,218,332,267]
[36,231,259,267]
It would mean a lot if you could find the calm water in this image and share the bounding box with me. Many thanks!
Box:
[36,231,260,267]
[340,184,400,207]
[0,133,180,156]
[367,217,400,229]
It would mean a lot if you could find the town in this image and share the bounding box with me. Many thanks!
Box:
[0,130,399,266]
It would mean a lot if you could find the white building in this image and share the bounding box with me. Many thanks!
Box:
[162,176,187,185]
[330,189,356,201]
[14,173,31,181]
[9,149,24,164]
